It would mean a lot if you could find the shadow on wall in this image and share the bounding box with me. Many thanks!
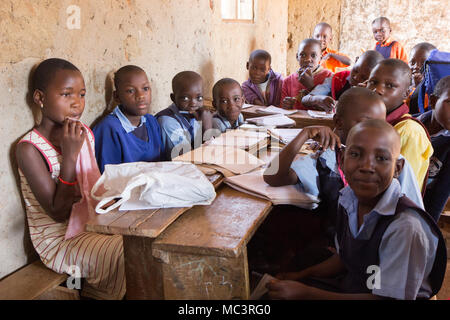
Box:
[90,70,115,129]
[200,59,215,108]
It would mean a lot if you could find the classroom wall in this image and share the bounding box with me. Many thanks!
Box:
[286,0,343,76]
[0,0,288,278]
[339,0,450,61]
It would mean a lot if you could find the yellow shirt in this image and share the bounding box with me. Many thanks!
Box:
[394,115,433,191]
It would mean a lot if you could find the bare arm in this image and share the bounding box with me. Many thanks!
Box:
[328,53,351,66]
[302,94,336,112]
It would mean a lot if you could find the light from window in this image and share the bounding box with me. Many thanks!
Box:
[221,0,254,21]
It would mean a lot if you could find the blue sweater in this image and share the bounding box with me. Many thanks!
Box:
[93,113,165,173]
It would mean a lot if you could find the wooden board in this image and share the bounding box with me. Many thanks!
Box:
[153,186,272,258]
[0,260,67,300]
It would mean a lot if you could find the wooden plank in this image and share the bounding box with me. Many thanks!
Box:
[134,207,192,238]
[85,208,130,234]
[106,209,159,236]
[0,260,67,300]
[36,286,80,300]
[153,186,272,258]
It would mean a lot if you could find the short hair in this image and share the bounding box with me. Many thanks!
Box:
[298,38,321,52]
[32,58,80,92]
[114,65,146,90]
[372,16,390,26]
[249,49,272,64]
[412,42,437,55]
[336,87,385,118]
[376,58,411,83]
[212,78,242,101]
[433,75,450,97]
[172,71,202,93]
[357,50,384,69]
[313,22,332,33]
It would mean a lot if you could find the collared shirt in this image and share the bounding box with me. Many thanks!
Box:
[212,113,244,133]
[321,48,351,73]
[290,148,424,209]
[337,180,438,299]
[157,103,202,159]
[112,105,147,133]
[374,37,408,63]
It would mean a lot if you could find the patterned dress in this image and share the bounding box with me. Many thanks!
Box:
[18,128,126,300]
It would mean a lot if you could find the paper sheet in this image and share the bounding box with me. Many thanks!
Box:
[307,110,334,119]
[246,114,296,127]
[256,105,298,116]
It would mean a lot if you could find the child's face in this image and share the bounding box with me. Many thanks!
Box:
[372,20,391,43]
[343,127,399,204]
[432,88,450,130]
[349,58,373,86]
[313,26,332,51]
[409,47,429,86]
[40,69,86,124]
[171,79,204,112]
[115,70,151,117]
[337,99,386,143]
[296,43,322,70]
[214,83,244,123]
[247,58,271,84]
[367,65,409,112]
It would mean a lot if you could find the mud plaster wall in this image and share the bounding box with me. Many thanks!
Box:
[287,0,343,76]
[0,0,288,278]
[339,0,450,62]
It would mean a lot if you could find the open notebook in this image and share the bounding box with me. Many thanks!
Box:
[256,105,298,116]
[224,169,320,209]
[246,114,296,128]
[307,110,334,119]
[208,129,269,153]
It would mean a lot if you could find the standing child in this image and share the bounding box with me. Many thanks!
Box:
[242,50,283,106]
[407,42,437,114]
[212,78,245,133]
[372,17,408,62]
[417,76,450,221]
[16,58,125,300]
[313,22,351,73]
[367,59,433,191]
[93,65,165,173]
[156,71,213,159]
[267,120,446,300]
[302,50,383,111]
[281,39,333,110]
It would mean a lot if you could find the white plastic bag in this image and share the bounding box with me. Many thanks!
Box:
[91,161,216,214]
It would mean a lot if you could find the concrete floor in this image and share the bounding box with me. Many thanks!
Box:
[437,215,450,300]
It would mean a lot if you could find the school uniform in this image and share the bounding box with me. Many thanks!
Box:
[93,106,165,173]
[280,66,333,110]
[308,70,352,100]
[374,37,408,62]
[242,69,283,106]
[417,111,450,221]
[407,86,429,115]
[334,179,446,299]
[156,103,202,159]
[386,103,433,191]
[320,48,351,73]
[212,113,245,133]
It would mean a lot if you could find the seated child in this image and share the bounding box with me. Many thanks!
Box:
[156,71,213,159]
[302,50,383,111]
[267,119,446,300]
[407,42,437,114]
[313,22,351,73]
[367,58,433,191]
[264,87,424,226]
[417,76,450,221]
[93,65,165,173]
[16,58,125,300]
[212,78,245,133]
[372,17,408,62]
[281,39,333,110]
[242,50,283,106]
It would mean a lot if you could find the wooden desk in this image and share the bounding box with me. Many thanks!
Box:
[152,186,272,299]
[242,105,334,129]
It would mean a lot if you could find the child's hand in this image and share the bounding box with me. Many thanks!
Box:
[282,97,296,109]
[357,80,368,88]
[317,96,336,112]
[302,126,341,151]
[61,118,87,162]
[266,279,310,300]
[275,271,305,281]
[298,68,314,91]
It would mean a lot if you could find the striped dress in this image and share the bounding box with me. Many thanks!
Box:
[18,128,126,300]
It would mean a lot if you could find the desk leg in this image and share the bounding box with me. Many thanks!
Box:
[122,235,163,300]
[153,247,250,300]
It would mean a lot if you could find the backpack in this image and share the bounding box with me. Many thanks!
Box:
[418,49,450,113]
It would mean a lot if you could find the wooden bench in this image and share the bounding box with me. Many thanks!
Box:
[0,260,79,300]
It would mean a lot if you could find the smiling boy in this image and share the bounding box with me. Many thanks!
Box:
[212,78,245,133]
[372,17,408,63]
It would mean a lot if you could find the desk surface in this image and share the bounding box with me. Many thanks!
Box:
[242,105,334,128]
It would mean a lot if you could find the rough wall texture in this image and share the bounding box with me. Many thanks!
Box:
[0,0,288,278]
[286,0,343,76]
[339,0,450,62]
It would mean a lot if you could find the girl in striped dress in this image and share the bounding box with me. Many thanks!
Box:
[16,58,125,300]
